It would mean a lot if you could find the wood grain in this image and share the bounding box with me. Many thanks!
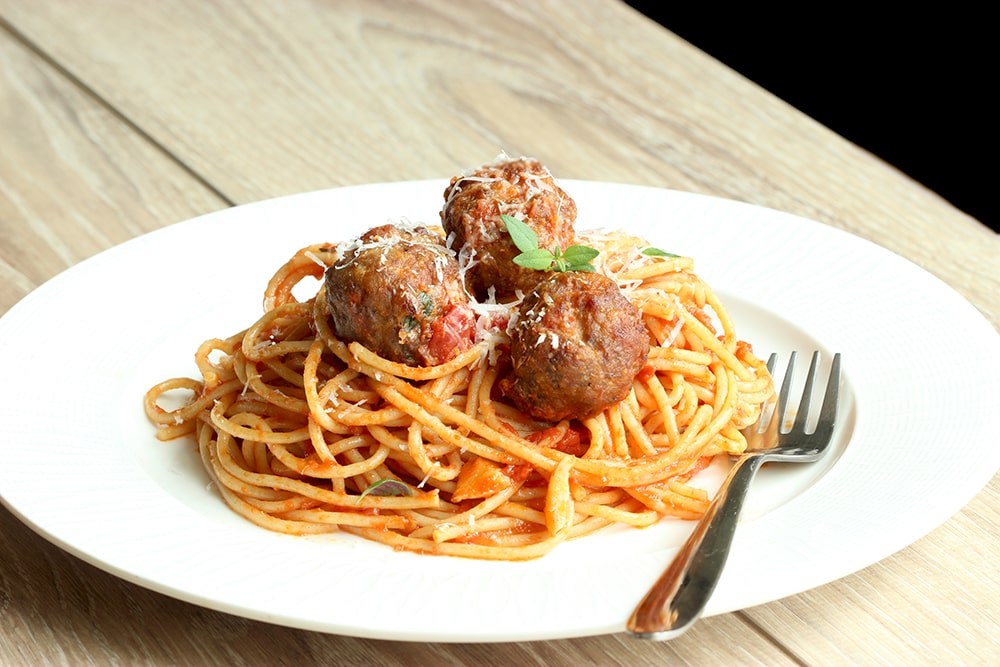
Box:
[0,24,228,312]
[7,0,996,324]
[1,1,997,664]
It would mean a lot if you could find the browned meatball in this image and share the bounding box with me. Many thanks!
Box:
[501,271,650,422]
[324,224,475,366]
[442,157,577,300]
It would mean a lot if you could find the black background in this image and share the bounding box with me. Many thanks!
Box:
[625,4,996,232]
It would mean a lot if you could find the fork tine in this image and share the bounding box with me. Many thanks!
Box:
[745,353,779,446]
[811,352,841,441]
[775,351,797,433]
[823,353,842,419]
[791,351,821,433]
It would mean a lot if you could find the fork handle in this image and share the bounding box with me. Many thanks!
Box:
[627,454,764,639]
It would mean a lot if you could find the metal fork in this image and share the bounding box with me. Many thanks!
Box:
[627,351,842,640]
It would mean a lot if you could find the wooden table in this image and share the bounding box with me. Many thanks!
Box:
[2,2,997,664]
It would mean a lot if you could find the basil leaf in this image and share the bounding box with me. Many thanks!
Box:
[641,246,679,258]
[513,248,555,270]
[562,245,600,264]
[568,263,596,272]
[357,479,412,503]
[501,214,539,253]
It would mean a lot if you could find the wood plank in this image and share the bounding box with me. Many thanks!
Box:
[1,1,998,664]
[0,23,228,312]
[4,0,996,324]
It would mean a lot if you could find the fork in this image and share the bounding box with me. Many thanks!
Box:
[627,350,842,640]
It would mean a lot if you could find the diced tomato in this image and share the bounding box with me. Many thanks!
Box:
[427,303,475,363]
[526,424,588,457]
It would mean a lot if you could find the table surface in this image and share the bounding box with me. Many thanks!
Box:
[1,2,998,665]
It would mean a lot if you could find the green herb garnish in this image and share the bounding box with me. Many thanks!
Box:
[641,246,679,258]
[357,478,413,504]
[501,214,598,272]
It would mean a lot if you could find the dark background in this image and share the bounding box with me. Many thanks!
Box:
[626,4,996,232]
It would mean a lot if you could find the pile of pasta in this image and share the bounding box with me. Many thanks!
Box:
[144,228,773,560]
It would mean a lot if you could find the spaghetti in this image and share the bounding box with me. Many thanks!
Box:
[144,215,772,562]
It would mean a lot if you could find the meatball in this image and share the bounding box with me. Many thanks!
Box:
[324,224,475,366]
[442,156,577,300]
[501,271,650,422]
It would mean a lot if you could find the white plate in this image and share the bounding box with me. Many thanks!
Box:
[1,181,998,642]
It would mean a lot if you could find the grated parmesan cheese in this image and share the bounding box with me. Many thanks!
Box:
[418,462,439,488]
[302,250,328,269]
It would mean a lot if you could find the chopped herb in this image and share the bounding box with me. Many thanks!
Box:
[417,291,435,318]
[357,478,413,504]
[501,214,598,272]
[401,315,419,332]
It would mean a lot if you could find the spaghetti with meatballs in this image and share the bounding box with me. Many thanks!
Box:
[144,157,774,560]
